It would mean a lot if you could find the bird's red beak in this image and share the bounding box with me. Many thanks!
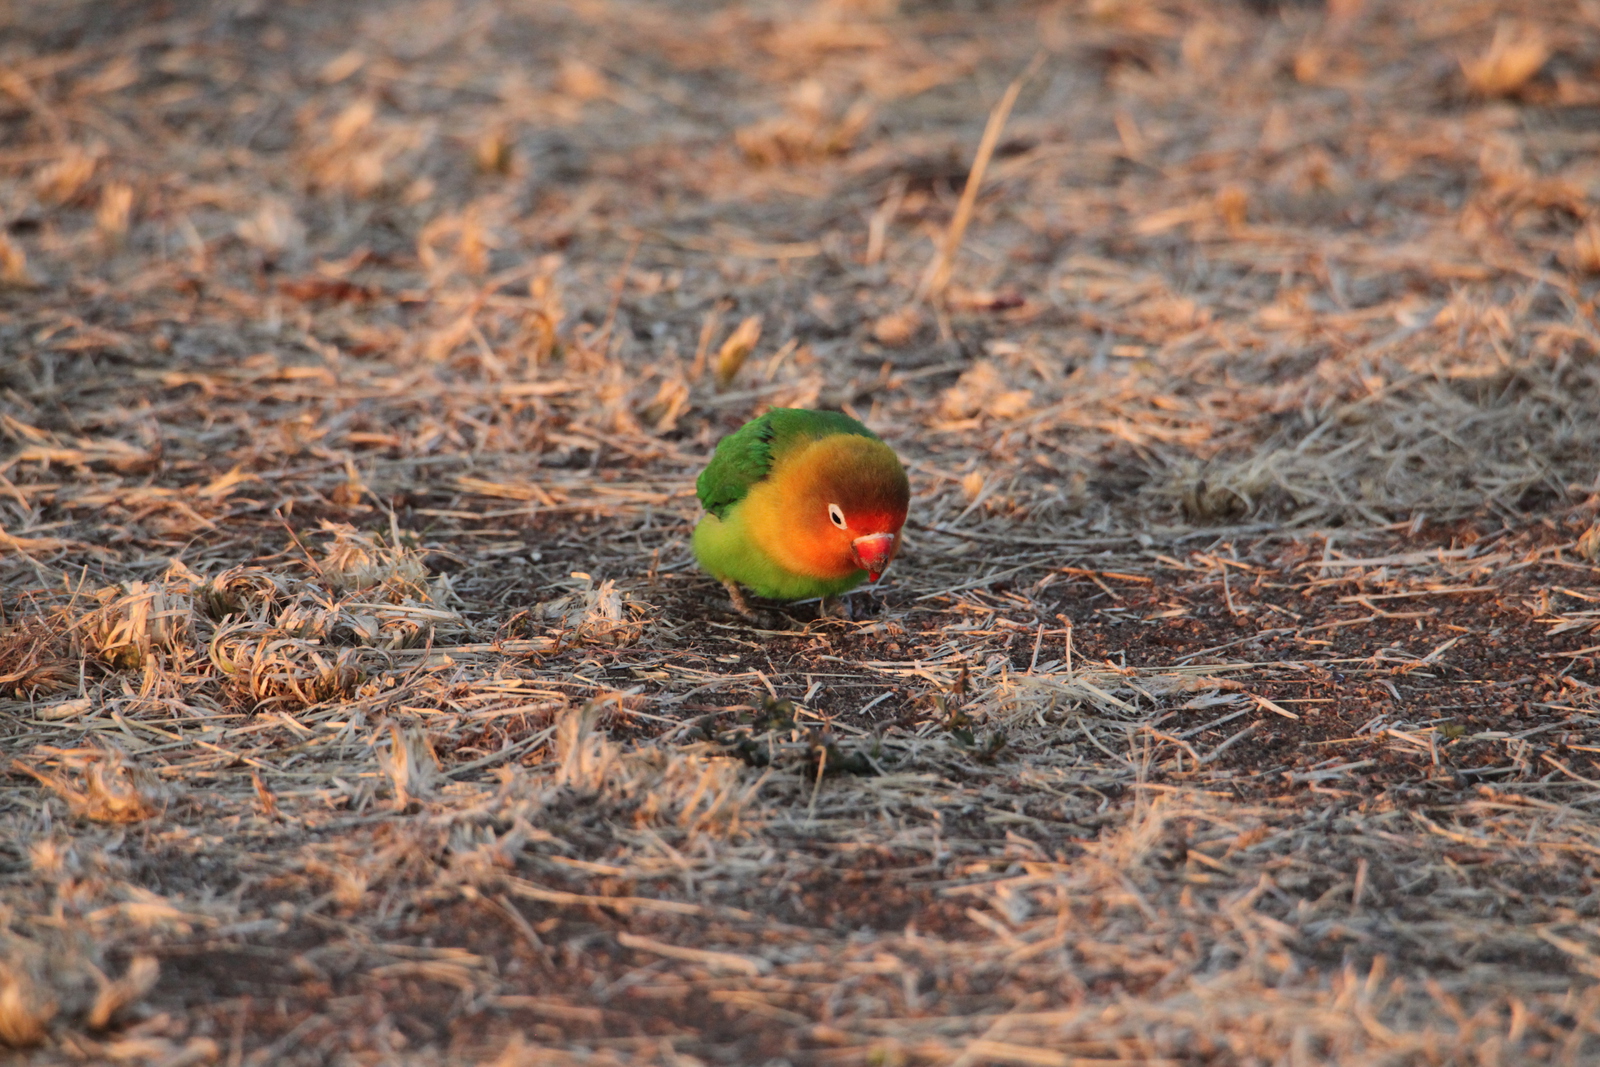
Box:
[850,533,897,582]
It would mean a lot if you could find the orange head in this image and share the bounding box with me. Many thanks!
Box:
[752,434,910,583]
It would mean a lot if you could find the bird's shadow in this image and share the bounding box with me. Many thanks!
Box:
[705,589,886,629]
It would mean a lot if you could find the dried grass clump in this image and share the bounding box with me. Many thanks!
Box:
[871,305,922,347]
[556,57,611,103]
[0,960,55,1049]
[1462,23,1550,98]
[10,746,164,824]
[0,231,32,286]
[998,666,1240,728]
[298,96,427,197]
[198,549,463,707]
[1571,220,1600,275]
[1144,338,1600,525]
[1172,457,1292,525]
[736,80,873,165]
[427,707,766,895]
[316,521,430,595]
[47,547,462,712]
[545,705,761,838]
[208,619,365,710]
[28,544,467,713]
[31,145,97,206]
[522,267,567,364]
[194,566,290,622]
[714,314,763,388]
[938,361,1034,422]
[0,927,159,1048]
[377,721,442,810]
[203,560,459,654]
[0,416,156,475]
[94,181,132,246]
[1577,522,1600,561]
[0,613,77,698]
[78,580,194,670]
[534,572,651,647]
[233,197,305,261]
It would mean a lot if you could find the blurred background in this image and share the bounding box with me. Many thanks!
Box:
[3,0,1598,546]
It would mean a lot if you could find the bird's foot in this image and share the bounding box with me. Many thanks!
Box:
[818,595,855,622]
[723,580,759,621]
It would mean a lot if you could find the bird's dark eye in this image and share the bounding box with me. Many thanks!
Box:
[827,503,847,529]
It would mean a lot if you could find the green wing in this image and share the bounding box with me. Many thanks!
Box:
[695,408,878,519]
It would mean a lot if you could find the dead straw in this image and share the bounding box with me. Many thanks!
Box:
[918,52,1043,303]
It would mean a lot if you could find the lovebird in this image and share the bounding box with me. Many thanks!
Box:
[692,408,910,617]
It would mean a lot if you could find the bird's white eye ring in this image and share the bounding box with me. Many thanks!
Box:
[827,503,847,529]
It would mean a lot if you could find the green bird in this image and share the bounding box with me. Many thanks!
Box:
[692,408,910,617]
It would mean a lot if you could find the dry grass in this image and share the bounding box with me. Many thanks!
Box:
[4,0,1600,1063]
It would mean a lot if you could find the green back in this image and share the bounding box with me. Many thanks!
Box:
[696,408,879,519]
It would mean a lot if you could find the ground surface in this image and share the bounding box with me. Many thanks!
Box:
[4,1,1600,1064]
